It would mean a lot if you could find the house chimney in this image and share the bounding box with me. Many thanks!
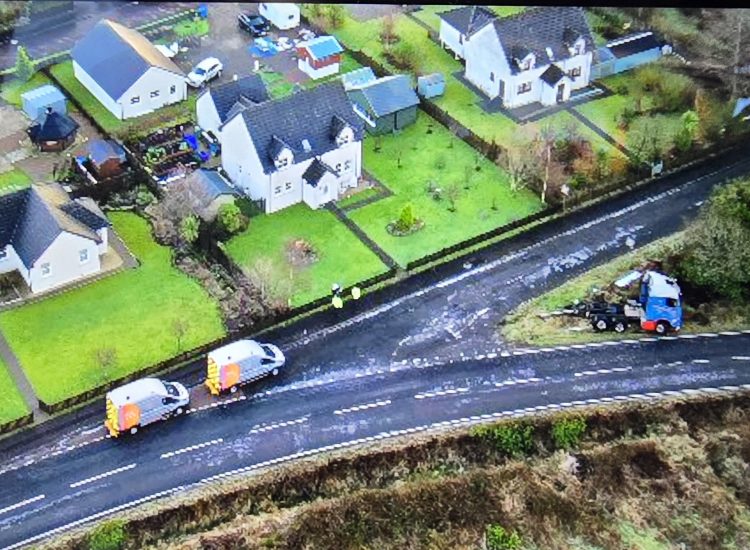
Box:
[233,74,238,81]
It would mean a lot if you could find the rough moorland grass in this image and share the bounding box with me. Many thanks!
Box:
[224,204,389,307]
[502,231,750,346]
[0,168,32,195]
[350,113,541,267]
[0,71,53,106]
[49,60,197,137]
[0,212,225,405]
[0,356,29,425]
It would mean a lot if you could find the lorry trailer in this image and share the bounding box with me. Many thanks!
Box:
[105,378,189,437]
[206,339,285,395]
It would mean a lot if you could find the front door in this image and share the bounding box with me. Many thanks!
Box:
[556,83,565,103]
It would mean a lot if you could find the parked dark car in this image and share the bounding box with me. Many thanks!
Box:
[238,12,270,36]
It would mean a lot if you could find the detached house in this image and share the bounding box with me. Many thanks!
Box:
[196,74,269,136]
[463,6,595,108]
[0,184,110,293]
[71,19,187,120]
[438,6,496,60]
[219,81,364,214]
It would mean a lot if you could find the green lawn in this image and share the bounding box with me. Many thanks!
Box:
[410,5,524,33]
[337,186,382,209]
[534,109,627,156]
[259,69,296,99]
[0,212,225,405]
[0,168,32,195]
[49,60,197,138]
[0,71,52,107]
[0,357,29,426]
[174,17,210,38]
[225,204,389,307]
[349,113,542,267]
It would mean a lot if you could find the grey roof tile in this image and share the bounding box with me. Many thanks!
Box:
[234,81,364,174]
[540,64,566,86]
[202,75,269,124]
[302,159,335,188]
[438,6,496,35]
[28,111,78,142]
[351,75,419,117]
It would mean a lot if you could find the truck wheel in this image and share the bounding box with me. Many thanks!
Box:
[614,320,627,333]
[129,426,138,435]
[271,368,279,376]
[175,407,184,416]
[655,321,669,335]
[593,318,609,332]
[229,385,238,394]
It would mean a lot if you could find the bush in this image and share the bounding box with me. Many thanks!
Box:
[395,203,416,232]
[217,201,247,236]
[472,422,534,457]
[324,5,345,29]
[551,416,587,450]
[389,41,420,73]
[654,72,696,113]
[135,187,155,208]
[87,520,126,550]
[634,65,662,93]
[486,524,523,550]
[14,46,34,82]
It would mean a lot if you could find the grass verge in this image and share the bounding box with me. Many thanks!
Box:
[0,71,53,107]
[224,203,389,307]
[0,168,32,195]
[0,212,225,405]
[0,356,29,425]
[502,231,750,346]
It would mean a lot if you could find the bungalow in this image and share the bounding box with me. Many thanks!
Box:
[196,74,269,136]
[219,81,364,213]
[71,19,187,120]
[0,184,111,294]
[437,5,496,60]
[346,75,420,134]
[27,108,79,152]
[463,6,595,108]
[297,35,344,80]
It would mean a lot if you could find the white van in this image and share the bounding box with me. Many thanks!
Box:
[105,378,190,437]
[205,339,285,395]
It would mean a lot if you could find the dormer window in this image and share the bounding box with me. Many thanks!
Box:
[335,126,354,147]
[571,37,585,56]
[519,53,535,71]
[274,148,293,170]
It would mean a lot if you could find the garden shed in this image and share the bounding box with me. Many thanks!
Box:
[27,108,79,152]
[341,67,377,91]
[417,73,445,99]
[591,32,666,79]
[88,139,127,179]
[21,84,67,120]
[347,75,419,135]
[297,35,343,80]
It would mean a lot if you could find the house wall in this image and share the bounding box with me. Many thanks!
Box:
[28,232,100,293]
[196,91,222,136]
[0,245,23,276]
[97,227,109,255]
[119,67,187,120]
[395,106,418,131]
[220,116,270,203]
[73,60,122,119]
[464,25,508,99]
[302,169,338,210]
[439,22,465,59]
[259,3,300,30]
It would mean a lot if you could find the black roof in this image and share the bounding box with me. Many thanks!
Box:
[302,159,335,188]
[438,6,496,36]
[480,6,595,75]
[203,75,269,124]
[540,64,566,86]
[0,185,108,269]
[608,32,661,59]
[349,75,420,117]
[234,81,364,174]
[28,110,79,142]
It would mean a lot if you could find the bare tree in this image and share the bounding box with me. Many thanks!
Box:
[445,184,460,212]
[246,258,294,308]
[537,124,558,205]
[94,347,117,383]
[172,318,189,353]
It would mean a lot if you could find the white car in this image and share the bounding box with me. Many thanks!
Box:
[186,57,223,88]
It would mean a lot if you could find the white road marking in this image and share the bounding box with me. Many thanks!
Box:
[161,439,224,459]
[0,494,45,516]
[732,356,750,361]
[692,359,710,364]
[415,388,469,399]
[69,464,137,488]
[334,399,392,415]
[249,416,309,434]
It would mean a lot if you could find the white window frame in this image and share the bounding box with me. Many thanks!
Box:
[130,96,140,104]
[284,181,293,192]
[170,85,177,94]
[344,160,352,172]
[79,249,89,264]
[570,66,582,78]
[517,81,532,94]
[150,90,160,98]
[40,263,51,277]
[273,185,282,195]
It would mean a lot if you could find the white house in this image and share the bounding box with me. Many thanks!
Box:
[196,74,269,136]
[0,184,111,294]
[71,19,187,120]
[259,2,300,30]
[462,6,595,109]
[297,35,344,80]
[219,81,364,214]
[437,6,496,60]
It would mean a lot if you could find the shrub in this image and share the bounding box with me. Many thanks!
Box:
[217,201,247,235]
[472,422,534,457]
[395,203,416,232]
[87,520,126,550]
[486,524,523,550]
[324,5,345,29]
[551,416,587,450]
[389,41,420,73]
[654,72,696,113]
[634,65,662,93]
[180,214,200,244]
[135,187,155,208]
[14,46,34,82]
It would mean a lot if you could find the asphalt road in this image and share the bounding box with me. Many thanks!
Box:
[1,144,750,548]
